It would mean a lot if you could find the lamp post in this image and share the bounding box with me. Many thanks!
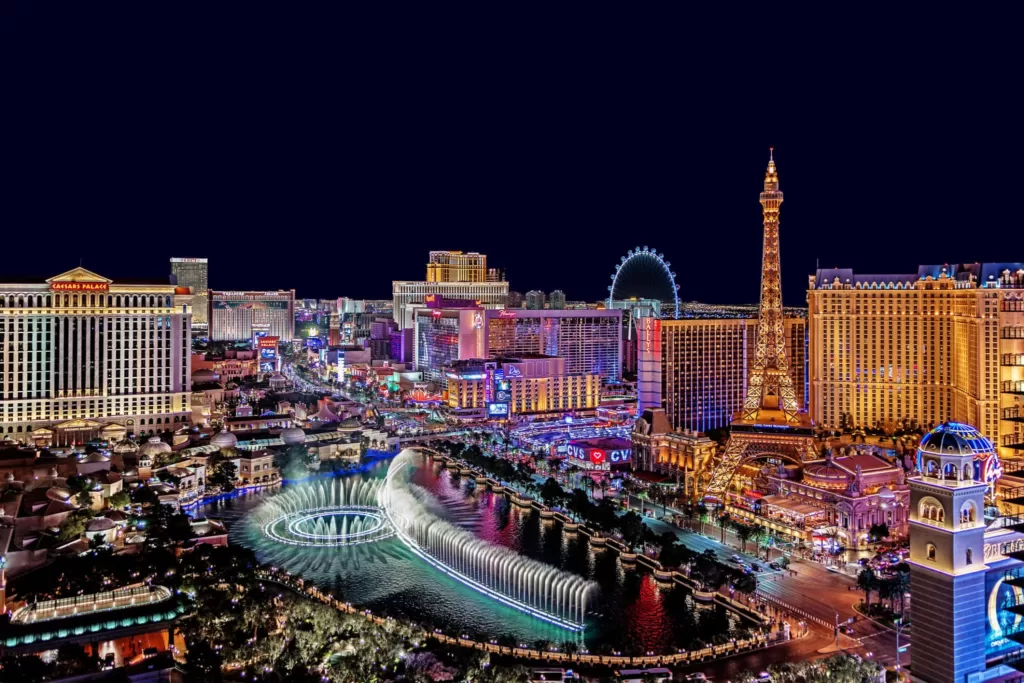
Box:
[894,616,907,671]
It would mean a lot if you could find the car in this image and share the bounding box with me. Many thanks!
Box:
[731,554,743,563]
[757,672,772,681]
[751,563,762,572]
[684,673,709,681]
[768,562,781,570]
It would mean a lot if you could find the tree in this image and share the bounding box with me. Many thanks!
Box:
[889,564,911,616]
[718,512,732,543]
[696,502,709,535]
[58,508,93,542]
[857,567,877,611]
[75,489,94,508]
[568,488,591,522]
[617,510,647,552]
[0,655,52,683]
[734,572,758,595]
[108,490,131,509]
[777,555,790,570]
[208,459,238,492]
[734,522,753,553]
[539,478,566,509]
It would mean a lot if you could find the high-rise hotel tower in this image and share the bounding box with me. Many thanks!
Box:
[808,263,1024,464]
[0,267,193,444]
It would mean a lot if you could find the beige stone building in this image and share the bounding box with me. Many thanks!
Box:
[807,263,1024,464]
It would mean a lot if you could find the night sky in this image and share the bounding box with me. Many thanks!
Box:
[6,9,1021,306]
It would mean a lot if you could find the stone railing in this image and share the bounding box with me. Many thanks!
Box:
[255,568,775,667]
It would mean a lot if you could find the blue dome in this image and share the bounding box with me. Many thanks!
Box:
[919,422,995,457]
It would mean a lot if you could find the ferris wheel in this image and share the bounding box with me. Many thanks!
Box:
[607,246,680,319]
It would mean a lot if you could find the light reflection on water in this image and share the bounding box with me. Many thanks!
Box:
[201,455,734,652]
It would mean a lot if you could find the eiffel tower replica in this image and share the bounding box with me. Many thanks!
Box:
[700,150,816,501]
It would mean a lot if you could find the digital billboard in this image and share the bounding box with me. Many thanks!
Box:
[488,403,509,417]
[565,438,632,470]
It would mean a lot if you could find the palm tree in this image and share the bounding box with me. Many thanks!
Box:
[718,512,732,544]
[857,567,877,612]
[735,522,753,553]
[681,503,696,531]
[889,566,911,616]
[697,502,709,536]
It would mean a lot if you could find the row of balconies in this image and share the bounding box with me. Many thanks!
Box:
[1004,380,1024,394]
[1004,435,1024,450]
[1004,327,1024,339]
[1004,354,1024,366]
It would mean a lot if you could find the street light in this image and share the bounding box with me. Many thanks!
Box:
[894,616,907,671]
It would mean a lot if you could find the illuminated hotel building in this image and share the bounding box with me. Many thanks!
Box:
[807,263,1024,463]
[170,257,208,327]
[393,281,508,329]
[0,268,193,444]
[445,355,600,416]
[394,251,509,329]
[426,251,489,283]
[414,308,622,385]
[636,316,807,434]
[208,290,295,342]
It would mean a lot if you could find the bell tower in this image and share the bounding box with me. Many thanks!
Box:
[908,423,989,683]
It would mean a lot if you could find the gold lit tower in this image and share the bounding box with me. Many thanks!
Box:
[742,148,800,422]
[699,151,815,500]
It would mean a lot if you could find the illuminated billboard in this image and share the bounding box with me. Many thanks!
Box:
[565,438,632,470]
[488,403,509,417]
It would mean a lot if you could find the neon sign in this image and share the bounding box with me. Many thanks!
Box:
[498,310,518,318]
[51,282,109,292]
[566,444,631,466]
[505,365,523,378]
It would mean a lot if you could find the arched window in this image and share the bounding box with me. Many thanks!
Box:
[961,501,977,525]
[926,543,937,561]
[919,497,944,523]
[966,548,973,565]
[964,464,973,481]
[926,460,938,476]
[944,463,956,479]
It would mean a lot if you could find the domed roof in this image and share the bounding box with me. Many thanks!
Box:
[86,517,116,532]
[112,437,139,455]
[280,426,306,446]
[919,422,994,457]
[803,461,850,487]
[139,436,172,457]
[210,427,238,450]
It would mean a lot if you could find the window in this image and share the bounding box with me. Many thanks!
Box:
[926,543,936,561]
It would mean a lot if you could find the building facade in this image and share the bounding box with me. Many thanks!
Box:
[808,264,1024,464]
[426,251,488,283]
[392,281,509,329]
[208,290,295,342]
[549,290,566,310]
[414,307,623,386]
[525,290,546,310]
[170,257,208,327]
[0,268,193,443]
[637,315,807,434]
[445,355,600,417]
[631,408,716,496]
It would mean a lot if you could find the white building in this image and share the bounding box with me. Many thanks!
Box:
[0,267,193,444]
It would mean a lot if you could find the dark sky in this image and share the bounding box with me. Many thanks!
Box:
[6,8,1021,307]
